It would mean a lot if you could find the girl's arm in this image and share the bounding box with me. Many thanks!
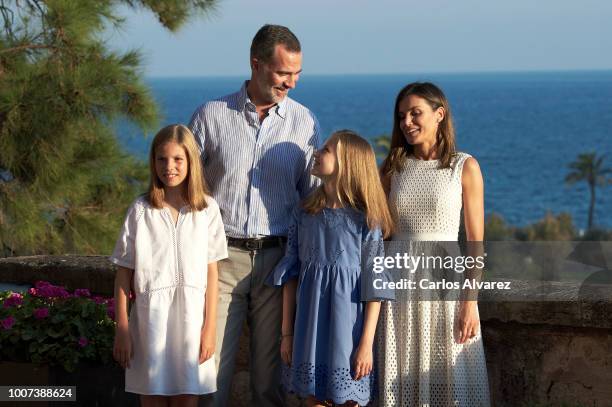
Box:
[200,261,219,363]
[113,266,133,368]
[280,279,298,366]
[457,157,485,344]
[353,300,381,380]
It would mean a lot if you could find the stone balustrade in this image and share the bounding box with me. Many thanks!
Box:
[1,255,611,407]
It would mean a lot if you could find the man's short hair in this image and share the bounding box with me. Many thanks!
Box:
[250,24,301,63]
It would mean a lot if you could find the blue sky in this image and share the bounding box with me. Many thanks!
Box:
[106,0,612,77]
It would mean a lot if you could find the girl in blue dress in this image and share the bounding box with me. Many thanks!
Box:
[267,130,394,406]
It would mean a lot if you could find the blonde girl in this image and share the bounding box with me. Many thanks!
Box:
[267,130,394,407]
[111,124,227,407]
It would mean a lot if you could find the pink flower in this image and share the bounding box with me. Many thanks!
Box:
[36,286,54,297]
[33,307,50,319]
[28,287,37,296]
[92,296,105,305]
[74,289,91,297]
[1,316,15,330]
[78,336,88,347]
[34,282,69,298]
[3,293,23,308]
[35,281,51,289]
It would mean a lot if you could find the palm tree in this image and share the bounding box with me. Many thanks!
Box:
[565,152,611,230]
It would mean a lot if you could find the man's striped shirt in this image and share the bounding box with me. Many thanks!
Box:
[189,81,321,238]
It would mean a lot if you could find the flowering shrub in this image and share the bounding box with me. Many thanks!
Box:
[0,281,115,372]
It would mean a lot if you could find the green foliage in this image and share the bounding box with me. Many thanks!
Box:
[373,133,391,160]
[0,0,217,255]
[486,212,583,241]
[0,282,115,372]
[484,213,513,241]
[519,212,577,241]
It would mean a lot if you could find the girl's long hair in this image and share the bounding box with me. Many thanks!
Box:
[147,124,209,211]
[381,82,457,179]
[303,130,394,238]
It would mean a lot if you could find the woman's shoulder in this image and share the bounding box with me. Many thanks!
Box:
[454,151,479,168]
[453,151,479,172]
[460,155,483,185]
[454,151,472,161]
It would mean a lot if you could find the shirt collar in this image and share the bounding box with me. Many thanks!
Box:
[276,95,288,119]
[238,81,253,113]
[239,81,288,119]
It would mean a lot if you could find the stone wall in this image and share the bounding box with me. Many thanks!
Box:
[1,255,611,407]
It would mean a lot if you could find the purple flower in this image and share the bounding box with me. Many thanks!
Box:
[92,296,105,305]
[33,307,50,319]
[34,282,69,299]
[36,285,54,297]
[3,293,23,308]
[74,289,91,298]
[1,316,15,330]
[78,336,88,347]
[35,281,51,289]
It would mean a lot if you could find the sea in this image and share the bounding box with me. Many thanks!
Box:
[117,71,612,229]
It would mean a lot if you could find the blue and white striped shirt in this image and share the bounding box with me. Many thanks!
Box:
[189,82,321,238]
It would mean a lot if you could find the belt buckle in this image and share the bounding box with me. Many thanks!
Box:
[245,240,260,251]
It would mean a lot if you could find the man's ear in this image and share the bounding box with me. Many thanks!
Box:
[250,57,259,72]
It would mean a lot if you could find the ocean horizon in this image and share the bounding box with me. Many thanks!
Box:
[117,71,612,229]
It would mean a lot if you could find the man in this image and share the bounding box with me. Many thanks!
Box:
[189,25,320,406]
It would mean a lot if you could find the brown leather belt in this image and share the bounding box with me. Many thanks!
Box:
[227,236,287,251]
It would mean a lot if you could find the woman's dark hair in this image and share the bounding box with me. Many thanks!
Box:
[381,82,457,177]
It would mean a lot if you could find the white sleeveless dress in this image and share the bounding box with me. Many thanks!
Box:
[377,153,491,407]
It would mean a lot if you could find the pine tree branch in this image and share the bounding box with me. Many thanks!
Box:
[0,2,15,39]
[0,43,55,54]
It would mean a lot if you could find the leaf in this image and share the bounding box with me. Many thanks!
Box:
[21,331,34,341]
[46,327,64,338]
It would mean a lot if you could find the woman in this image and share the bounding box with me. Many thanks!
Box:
[377,82,490,406]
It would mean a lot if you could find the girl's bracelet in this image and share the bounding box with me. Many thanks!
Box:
[279,333,293,342]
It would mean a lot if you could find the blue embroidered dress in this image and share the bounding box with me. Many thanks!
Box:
[266,207,393,405]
